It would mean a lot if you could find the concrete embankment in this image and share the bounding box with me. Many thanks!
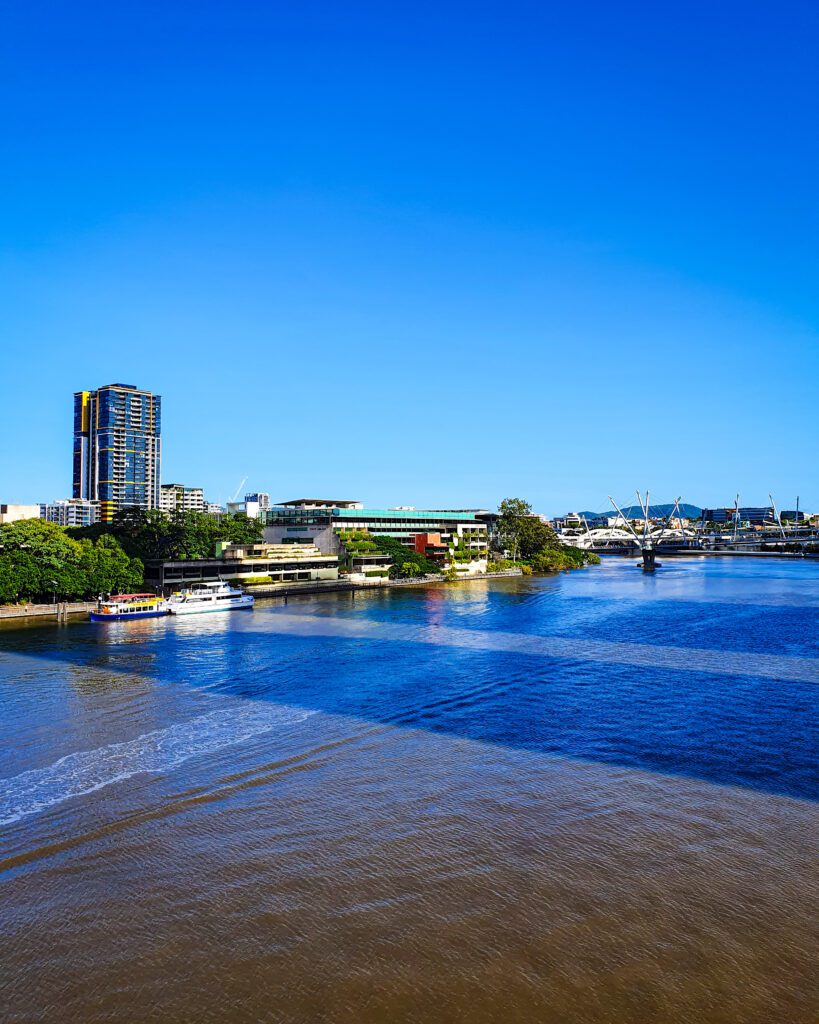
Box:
[248,570,523,600]
[0,601,96,622]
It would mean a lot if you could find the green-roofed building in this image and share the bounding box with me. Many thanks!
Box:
[261,500,490,575]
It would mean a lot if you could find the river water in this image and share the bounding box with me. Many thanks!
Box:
[0,557,817,1023]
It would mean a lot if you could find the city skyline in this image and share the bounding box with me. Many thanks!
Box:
[0,376,813,517]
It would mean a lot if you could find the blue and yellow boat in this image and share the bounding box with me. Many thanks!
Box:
[89,594,169,621]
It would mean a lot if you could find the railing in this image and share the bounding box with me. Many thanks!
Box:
[0,601,96,620]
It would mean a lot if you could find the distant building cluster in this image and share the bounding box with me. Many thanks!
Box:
[2,382,496,580]
[144,498,493,587]
[5,380,815,572]
[2,382,229,528]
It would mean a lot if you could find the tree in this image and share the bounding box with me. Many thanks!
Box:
[0,519,85,600]
[109,507,174,560]
[83,534,144,594]
[68,507,263,563]
[518,517,561,559]
[373,536,442,577]
[0,519,144,603]
[495,497,599,574]
[497,497,532,562]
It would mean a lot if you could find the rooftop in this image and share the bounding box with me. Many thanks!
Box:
[265,506,489,523]
[343,507,484,521]
[278,499,363,509]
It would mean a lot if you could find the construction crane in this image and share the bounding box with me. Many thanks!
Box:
[228,477,247,504]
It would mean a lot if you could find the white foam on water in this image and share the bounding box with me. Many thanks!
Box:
[0,703,315,827]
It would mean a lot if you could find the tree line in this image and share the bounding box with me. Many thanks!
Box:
[494,497,600,572]
[68,507,262,562]
[0,500,593,603]
[0,519,143,604]
[0,508,263,604]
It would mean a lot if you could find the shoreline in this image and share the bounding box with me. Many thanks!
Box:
[0,571,525,624]
[3,553,818,623]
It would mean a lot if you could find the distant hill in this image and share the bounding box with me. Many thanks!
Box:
[575,503,702,521]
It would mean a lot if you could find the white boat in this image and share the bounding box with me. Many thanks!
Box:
[167,581,254,615]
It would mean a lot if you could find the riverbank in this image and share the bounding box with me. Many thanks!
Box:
[0,600,96,621]
[0,570,525,623]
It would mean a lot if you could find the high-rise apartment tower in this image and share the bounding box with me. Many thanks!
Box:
[73,383,161,522]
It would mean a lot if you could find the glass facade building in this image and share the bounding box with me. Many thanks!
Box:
[260,503,490,567]
[700,507,774,526]
[73,383,161,522]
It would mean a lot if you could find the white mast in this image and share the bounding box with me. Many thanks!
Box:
[769,493,786,540]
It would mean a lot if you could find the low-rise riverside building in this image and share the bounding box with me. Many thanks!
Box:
[144,541,339,590]
[39,499,100,527]
[334,529,393,580]
[261,501,489,574]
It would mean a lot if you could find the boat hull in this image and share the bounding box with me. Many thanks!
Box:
[90,609,170,621]
[167,597,255,615]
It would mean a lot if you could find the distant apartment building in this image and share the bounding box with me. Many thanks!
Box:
[205,502,225,516]
[159,483,205,514]
[73,383,161,522]
[0,503,40,524]
[39,499,100,528]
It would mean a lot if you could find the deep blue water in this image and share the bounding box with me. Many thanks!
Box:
[2,556,818,1024]
[1,556,817,803]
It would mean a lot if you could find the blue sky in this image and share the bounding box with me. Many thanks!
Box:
[1,2,817,515]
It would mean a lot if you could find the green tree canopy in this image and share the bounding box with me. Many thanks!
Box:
[68,507,263,562]
[372,536,442,578]
[496,497,599,572]
[0,519,142,602]
[497,497,533,562]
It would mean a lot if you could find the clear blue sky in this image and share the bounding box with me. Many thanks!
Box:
[1,2,817,515]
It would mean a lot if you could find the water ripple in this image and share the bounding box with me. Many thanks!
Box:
[0,703,315,826]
